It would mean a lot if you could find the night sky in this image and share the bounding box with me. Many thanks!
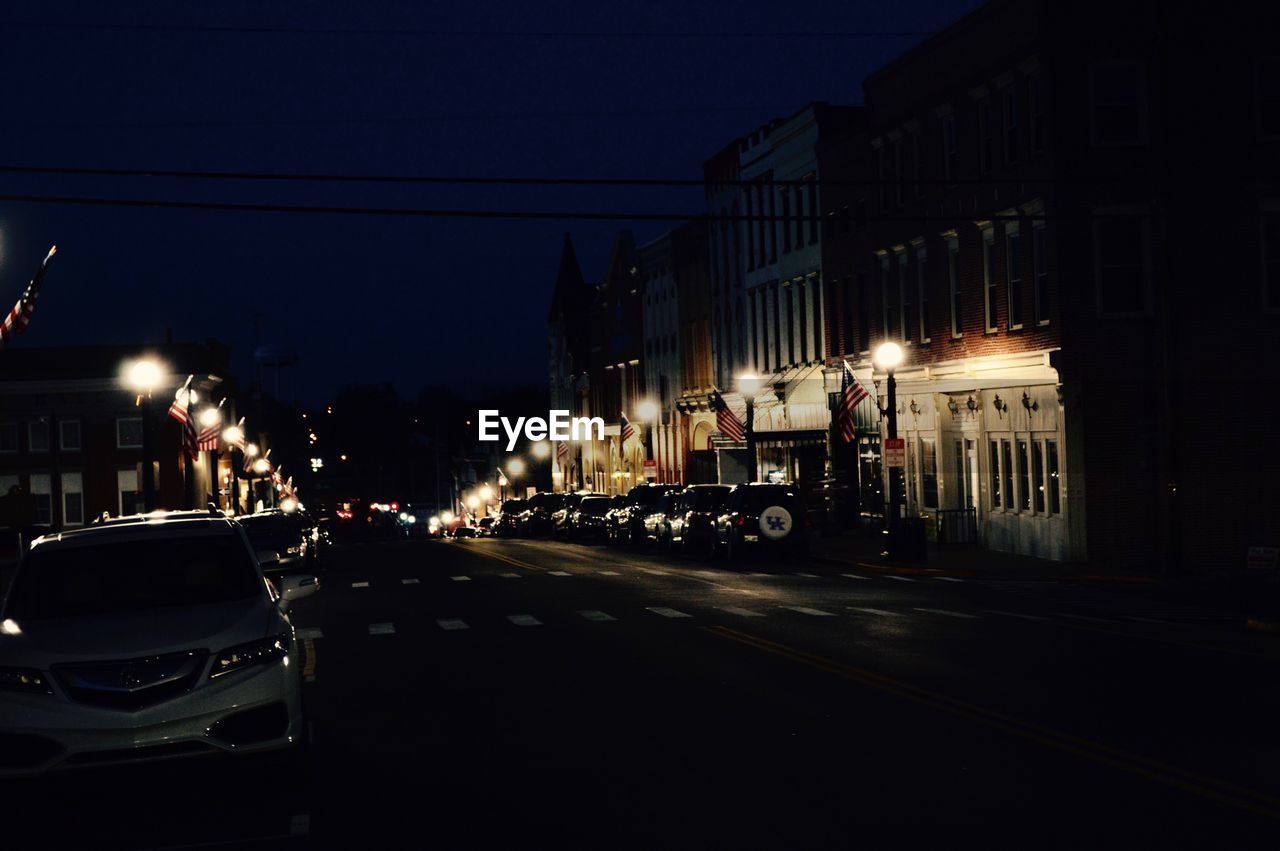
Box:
[0,1,976,405]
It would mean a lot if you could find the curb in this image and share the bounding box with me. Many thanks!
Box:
[1246,618,1280,635]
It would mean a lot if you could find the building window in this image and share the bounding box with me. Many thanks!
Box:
[1090,62,1147,145]
[917,249,930,343]
[898,253,912,343]
[948,238,962,338]
[1032,441,1046,513]
[857,273,870,353]
[1094,214,1150,315]
[921,438,938,509]
[0,423,16,454]
[1017,438,1031,511]
[59,419,82,451]
[892,137,904,207]
[1028,72,1045,152]
[978,98,994,172]
[942,113,958,184]
[797,282,809,363]
[768,184,778,263]
[1046,439,1062,514]
[781,189,792,254]
[61,472,84,526]
[118,469,141,516]
[793,186,804,250]
[808,178,819,244]
[882,256,896,338]
[1002,86,1019,164]
[1033,222,1050,324]
[983,228,998,332]
[746,190,756,271]
[911,132,923,199]
[1258,58,1280,140]
[786,285,796,366]
[117,417,144,449]
[1006,224,1023,329]
[1001,440,1015,510]
[989,440,1002,509]
[773,285,783,371]
[28,419,50,453]
[30,473,52,525]
[1263,212,1280,312]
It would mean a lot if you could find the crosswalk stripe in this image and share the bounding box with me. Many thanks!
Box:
[599,570,622,576]
[849,607,899,617]
[450,575,471,582]
[368,623,395,635]
[914,607,979,619]
[640,568,668,576]
[351,581,369,588]
[646,606,692,618]
[548,571,572,577]
[401,578,420,585]
[840,573,867,580]
[507,614,543,626]
[719,606,766,618]
[793,572,819,578]
[885,575,917,582]
[500,572,522,579]
[783,605,837,616]
[296,627,324,640]
[577,610,617,622]
[934,576,965,583]
[437,619,469,631]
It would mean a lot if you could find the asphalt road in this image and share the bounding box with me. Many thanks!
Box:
[7,536,1280,848]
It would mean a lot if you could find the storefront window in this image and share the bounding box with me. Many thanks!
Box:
[1001,440,1015,510]
[858,437,883,516]
[1032,441,1046,513]
[921,438,938,509]
[989,440,1001,508]
[1047,440,1062,514]
[1017,438,1031,511]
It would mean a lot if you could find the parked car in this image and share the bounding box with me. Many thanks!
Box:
[494,500,526,537]
[602,495,627,540]
[476,517,494,537]
[521,492,565,537]
[569,495,613,541]
[237,510,316,574]
[0,512,316,776]
[612,484,681,545]
[641,494,678,548]
[553,492,606,538]
[713,483,810,563]
[451,525,478,538]
[669,484,733,557]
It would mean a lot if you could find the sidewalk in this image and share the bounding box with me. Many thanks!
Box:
[809,530,1280,630]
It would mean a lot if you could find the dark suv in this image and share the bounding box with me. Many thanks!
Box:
[669,484,733,557]
[522,492,565,537]
[714,483,809,563]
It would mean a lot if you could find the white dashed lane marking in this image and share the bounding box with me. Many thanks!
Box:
[437,619,469,631]
[500,572,522,579]
[914,607,980,619]
[783,606,837,616]
[351,581,369,588]
[793,572,819,578]
[885,575,917,583]
[599,570,622,576]
[450,576,471,582]
[640,568,668,576]
[296,627,324,640]
[646,607,693,619]
[577,610,617,622]
[548,571,572,577]
[849,607,900,617]
[368,623,396,635]
[719,606,766,618]
[507,614,543,627]
[401,578,420,585]
[934,576,965,583]
[840,573,867,581]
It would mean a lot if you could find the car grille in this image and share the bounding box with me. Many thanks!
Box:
[53,650,207,711]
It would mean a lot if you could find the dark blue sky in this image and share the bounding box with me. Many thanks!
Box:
[0,0,976,404]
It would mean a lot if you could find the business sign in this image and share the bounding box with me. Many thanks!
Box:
[885,437,906,468]
[642,459,657,479]
[1246,546,1279,571]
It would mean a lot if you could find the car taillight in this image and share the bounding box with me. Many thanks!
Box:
[736,515,747,527]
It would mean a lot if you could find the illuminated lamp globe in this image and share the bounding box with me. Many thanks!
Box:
[737,372,762,397]
[466,495,480,511]
[636,399,659,422]
[253,458,270,475]
[508,458,526,476]
[479,485,494,501]
[531,441,551,459]
[125,359,164,396]
[199,407,222,428]
[873,342,905,371]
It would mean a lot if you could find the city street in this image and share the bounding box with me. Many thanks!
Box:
[6,537,1280,848]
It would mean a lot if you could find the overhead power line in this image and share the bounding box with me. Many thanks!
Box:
[0,163,1126,188]
[0,20,930,40]
[0,190,1148,222]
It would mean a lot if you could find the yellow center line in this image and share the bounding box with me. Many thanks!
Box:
[458,543,547,572]
[302,638,317,678]
[704,624,1280,820]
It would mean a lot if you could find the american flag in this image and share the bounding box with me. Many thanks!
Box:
[197,399,223,452]
[556,441,569,462]
[620,412,634,444]
[0,246,56,348]
[708,389,746,443]
[837,362,871,443]
[168,376,194,425]
[181,387,198,460]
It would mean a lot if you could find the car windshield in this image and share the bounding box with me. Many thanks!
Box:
[736,487,803,512]
[6,535,262,621]
[690,487,732,510]
[579,497,611,515]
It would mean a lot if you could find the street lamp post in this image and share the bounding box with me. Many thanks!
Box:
[737,373,762,483]
[874,342,905,555]
[123,359,164,512]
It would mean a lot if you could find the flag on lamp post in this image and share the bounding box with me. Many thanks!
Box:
[620,412,634,444]
[0,245,56,348]
[708,389,746,443]
[197,399,224,452]
[167,376,194,424]
[837,362,871,444]
[556,441,569,462]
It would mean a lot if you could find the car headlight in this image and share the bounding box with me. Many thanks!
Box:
[210,633,289,680]
[286,544,303,556]
[0,667,54,695]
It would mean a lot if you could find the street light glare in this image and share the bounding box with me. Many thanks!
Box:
[222,425,243,445]
[532,441,551,459]
[199,407,221,428]
[873,342,905,370]
[465,495,480,510]
[636,399,659,421]
[253,458,269,475]
[245,443,260,458]
[508,458,526,475]
[479,485,494,501]
[737,372,762,397]
[124,359,164,395]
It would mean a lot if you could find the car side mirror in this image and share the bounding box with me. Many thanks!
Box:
[257,549,281,569]
[278,574,320,611]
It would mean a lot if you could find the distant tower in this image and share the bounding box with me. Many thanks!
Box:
[254,344,298,399]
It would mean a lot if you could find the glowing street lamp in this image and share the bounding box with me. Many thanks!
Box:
[479,484,494,502]
[508,458,526,476]
[737,372,763,482]
[873,341,906,552]
[199,407,221,429]
[122,358,166,512]
[531,441,550,460]
[465,495,480,511]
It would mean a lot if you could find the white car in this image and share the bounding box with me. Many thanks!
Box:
[0,511,317,775]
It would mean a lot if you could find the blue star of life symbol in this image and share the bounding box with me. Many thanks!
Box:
[766,515,787,532]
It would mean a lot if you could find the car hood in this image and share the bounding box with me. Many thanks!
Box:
[0,599,275,667]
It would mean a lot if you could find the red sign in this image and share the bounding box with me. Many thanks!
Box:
[884,437,906,469]
[642,459,657,479]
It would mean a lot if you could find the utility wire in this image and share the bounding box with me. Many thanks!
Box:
[0,20,931,40]
[0,163,1127,188]
[0,190,1148,222]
